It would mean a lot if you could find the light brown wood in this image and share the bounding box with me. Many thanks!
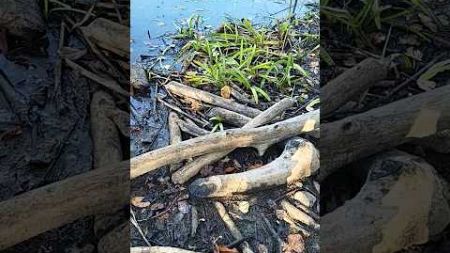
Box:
[177,117,209,137]
[169,112,183,172]
[321,151,450,253]
[0,161,129,250]
[321,58,388,117]
[132,110,318,179]
[320,84,450,181]
[189,138,319,198]
[171,98,305,184]
[165,81,262,117]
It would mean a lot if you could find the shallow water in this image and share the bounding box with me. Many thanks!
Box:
[131,0,314,62]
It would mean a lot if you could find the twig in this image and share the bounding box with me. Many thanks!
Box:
[53,21,66,99]
[389,53,446,96]
[130,208,152,247]
[157,96,209,127]
[261,213,284,253]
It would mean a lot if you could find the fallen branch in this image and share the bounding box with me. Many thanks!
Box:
[169,112,183,172]
[320,84,450,180]
[171,98,299,184]
[189,138,319,198]
[131,109,318,180]
[177,118,209,137]
[321,151,450,253]
[214,202,255,253]
[207,107,251,127]
[165,81,262,117]
[0,162,129,250]
[281,200,319,231]
[321,58,388,117]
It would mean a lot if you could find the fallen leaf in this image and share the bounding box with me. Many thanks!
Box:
[248,160,264,170]
[284,234,305,253]
[184,97,202,112]
[131,196,151,208]
[417,79,436,91]
[224,166,236,173]
[214,244,239,253]
[221,85,232,99]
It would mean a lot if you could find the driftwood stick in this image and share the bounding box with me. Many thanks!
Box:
[169,112,183,172]
[171,98,300,184]
[165,81,262,117]
[281,200,319,231]
[321,58,388,117]
[132,109,318,180]
[214,202,255,253]
[207,107,251,127]
[320,84,450,181]
[177,117,209,137]
[189,138,319,198]
[0,162,129,250]
[321,151,450,253]
[130,247,200,253]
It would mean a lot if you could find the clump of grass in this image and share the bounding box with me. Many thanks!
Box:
[173,15,203,40]
[176,12,318,103]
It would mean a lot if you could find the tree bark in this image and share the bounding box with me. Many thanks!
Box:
[165,81,262,117]
[321,58,388,117]
[320,84,450,181]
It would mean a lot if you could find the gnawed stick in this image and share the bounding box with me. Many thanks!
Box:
[321,58,388,117]
[321,151,450,253]
[171,98,299,184]
[169,112,183,172]
[132,109,318,179]
[189,138,319,198]
[0,162,129,250]
[320,83,450,181]
[177,117,209,137]
[130,247,200,253]
[214,202,255,253]
[281,200,319,231]
[207,107,251,127]
[91,91,124,237]
[165,81,262,117]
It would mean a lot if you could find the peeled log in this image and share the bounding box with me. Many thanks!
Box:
[320,84,450,181]
[171,98,300,184]
[165,81,262,117]
[321,151,450,253]
[189,138,319,198]
[321,58,388,117]
[0,161,129,250]
[132,111,319,179]
[207,107,251,127]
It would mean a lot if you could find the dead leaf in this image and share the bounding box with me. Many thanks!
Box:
[283,234,305,253]
[184,97,202,112]
[221,85,232,99]
[131,196,151,208]
[417,79,436,91]
[214,244,239,253]
[248,160,264,170]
